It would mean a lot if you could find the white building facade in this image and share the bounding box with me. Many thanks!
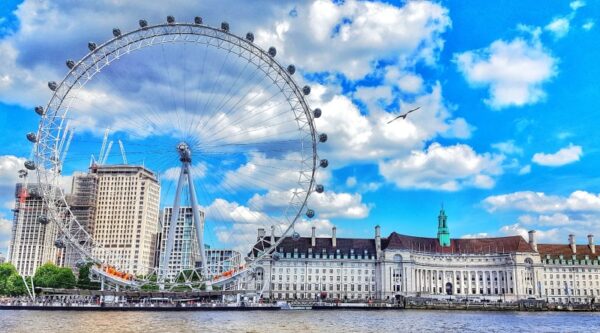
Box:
[8,183,61,276]
[250,209,598,304]
[90,165,160,275]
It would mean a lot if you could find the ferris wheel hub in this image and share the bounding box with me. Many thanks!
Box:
[177,142,192,162]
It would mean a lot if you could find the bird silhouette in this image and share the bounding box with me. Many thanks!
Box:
[387,107,421,124]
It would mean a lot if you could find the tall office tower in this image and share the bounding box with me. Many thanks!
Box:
[63,172,99,269]
[90,165,160,276]
[8,183,61,276]
[159,206,202,279]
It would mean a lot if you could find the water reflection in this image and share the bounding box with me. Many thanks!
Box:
[1,310,599,333]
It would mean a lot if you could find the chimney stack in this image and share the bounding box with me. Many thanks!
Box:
[332,226,337,247]
[569,234,576,254]
[257,227,266,240]
[528,230,537,252]
[375,225,381,254]
[311,226,316,247]
[270,225,275,247]
[588,234,595,254]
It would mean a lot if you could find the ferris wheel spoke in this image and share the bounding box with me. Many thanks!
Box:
[191,61,268,139]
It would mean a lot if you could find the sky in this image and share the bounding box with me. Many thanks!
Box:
[0,0,599,256]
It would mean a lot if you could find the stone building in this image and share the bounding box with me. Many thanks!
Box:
[250,208,599,304]
[537,233,600,304]
[88,164,160,275]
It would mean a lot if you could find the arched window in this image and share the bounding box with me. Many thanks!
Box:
[394,254,402,262]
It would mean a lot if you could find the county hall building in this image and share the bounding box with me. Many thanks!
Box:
[250,208,600,304]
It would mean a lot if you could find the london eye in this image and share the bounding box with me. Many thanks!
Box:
[25,16,327,290]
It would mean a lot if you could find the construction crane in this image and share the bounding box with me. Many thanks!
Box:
[98,129,109,163]
[100,141,113,164]
[118,140,128,164]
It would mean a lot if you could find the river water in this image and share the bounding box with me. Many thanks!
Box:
[1,310,599,332]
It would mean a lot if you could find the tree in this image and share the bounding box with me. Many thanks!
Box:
[5,274,28,296]
[0,263,18,295]
[77,263,100,290]
[33,263,76,289]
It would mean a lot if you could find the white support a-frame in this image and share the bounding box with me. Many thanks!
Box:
[159,142,211,290]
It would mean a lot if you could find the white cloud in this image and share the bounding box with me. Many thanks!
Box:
[385,67,424,94]
[498,223,562,243]
[293,218,335,237]
[379,142,504,191]
[256,0,451,80]
[532,143,582,166]
[314,83,473,166]
[582,20,595,31]
[491,140,522,155]
[461,232,490,239]
[162,163,207,181]
[545,17,570,39]
[249,189,370,220]
[345,176,357,188]
[204,198,270,225]
[518,164,531,175]
[483,190,600,213]
[0,215,12,253]
[454,37,557,109]
[570,0,586,10]
[0,155,26,186]
[518,213,571,227]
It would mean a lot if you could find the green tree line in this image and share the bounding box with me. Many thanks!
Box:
[0,262,100,296]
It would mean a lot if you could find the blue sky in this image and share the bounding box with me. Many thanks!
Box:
[0,0,599,255]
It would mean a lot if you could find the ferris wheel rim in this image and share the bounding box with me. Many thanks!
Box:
[32,19,321,286]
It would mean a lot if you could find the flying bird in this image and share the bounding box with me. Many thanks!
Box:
[387,107,421,124]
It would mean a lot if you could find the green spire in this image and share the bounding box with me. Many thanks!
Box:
[437,205,450,247]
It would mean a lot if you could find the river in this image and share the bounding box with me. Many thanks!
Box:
[1,309,599,332]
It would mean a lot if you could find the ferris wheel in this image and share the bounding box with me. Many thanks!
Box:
[26,16,327,290]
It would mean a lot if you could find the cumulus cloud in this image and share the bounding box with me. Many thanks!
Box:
[532,143,582,166]
[491,140,523,155]
[483,190,600,213]
[545,17,571,39]
[454,37,557,109]
[379,142,504,191]
[203,198,270,225]
[582,20,595,31]
[249,189,370,220]
[162,163,207,181]
[518,164,531,175]
[256,0,451,80]
[314,83,474,166]
[461,232,490,239]
[570,0,586,10]
[0,215,12,253]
